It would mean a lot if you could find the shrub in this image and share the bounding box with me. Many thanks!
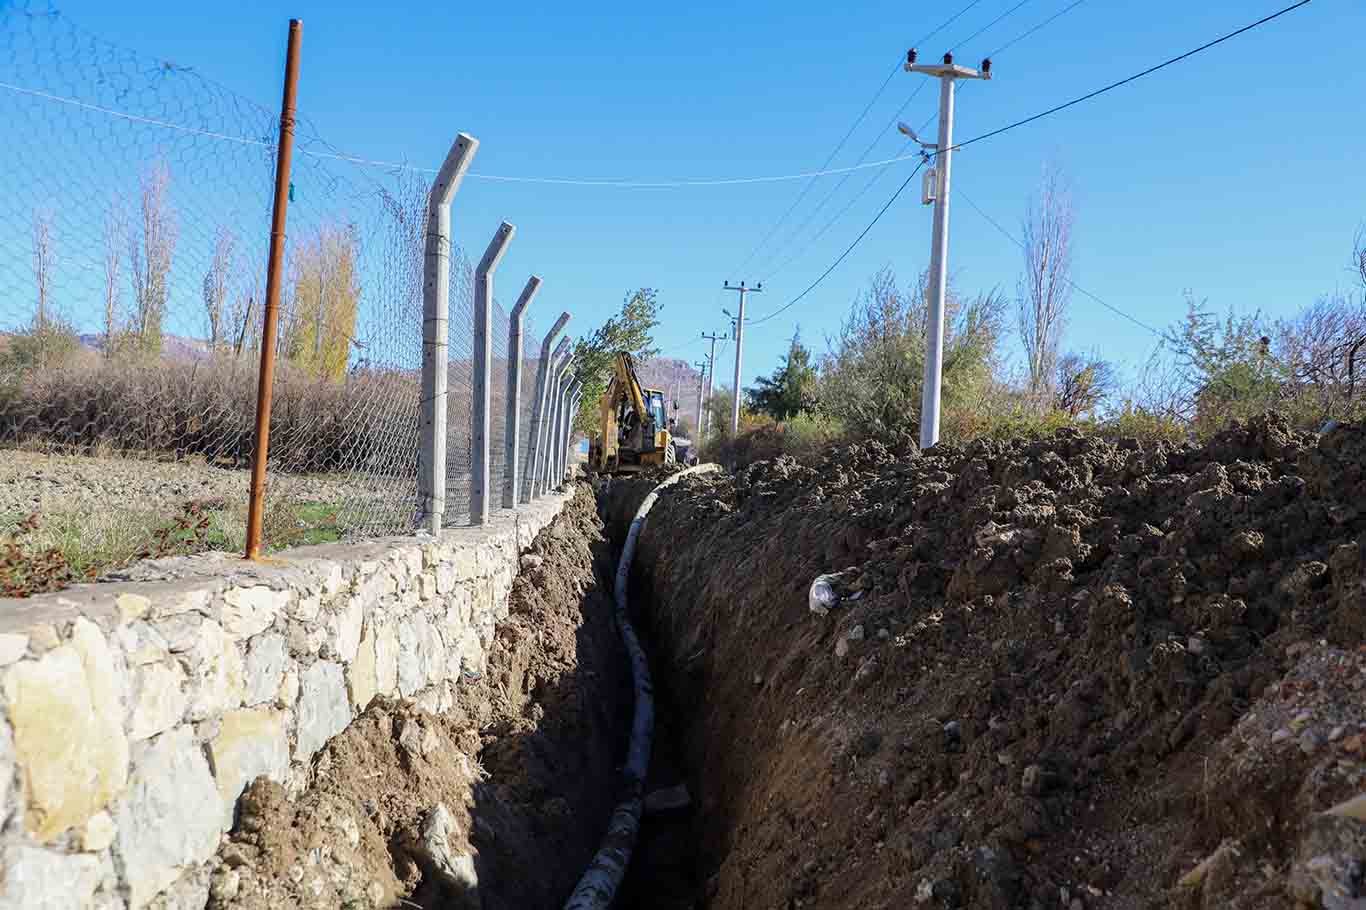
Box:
[0,354,421,475]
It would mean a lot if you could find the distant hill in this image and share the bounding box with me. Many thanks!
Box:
[636,356,703,434]
[76,333,213,362]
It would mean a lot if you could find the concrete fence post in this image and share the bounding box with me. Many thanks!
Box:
[524,314,568,503]
[552,371,577,489]
[544,367,568,494]
[535,339,571,498]
[471,221,515,526]
[564,384,583,481]
[552,364,576,489]
[418,133,478,533]
[503,276,542,510]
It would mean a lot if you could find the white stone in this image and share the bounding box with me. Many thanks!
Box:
[128,661,189,742]
[289,594,321,623]
[0,844,103,908]
[277,668,300,709]
[117,593,152,623]
[209,708,289,830]
[115,726,223,909]
[221,586,286,639]
[348,624,378,712]
[80,811,117,852]
[182,619,245,722]
[153,588,212,618]
[115,623,170,666]
[414,613,445,688]
[374,623,398,697]
[243,634,289,707]
[295,662,350,759]
[328,596,364,664]
[0,720,15,833]
[4,618,129,842]
[418,572,438,600]
[456,626,485,679]
[397,620,422,697]
[0,633,28,666]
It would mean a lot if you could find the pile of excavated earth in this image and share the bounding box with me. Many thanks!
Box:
[611,414,1366,910]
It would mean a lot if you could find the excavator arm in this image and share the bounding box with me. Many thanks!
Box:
[613,352,650,420]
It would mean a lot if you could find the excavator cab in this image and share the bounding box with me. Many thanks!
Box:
[587,353,677,475]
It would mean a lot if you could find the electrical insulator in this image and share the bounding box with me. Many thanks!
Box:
[922,166,938,206]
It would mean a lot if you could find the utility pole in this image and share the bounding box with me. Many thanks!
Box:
[700,330,725,438]
[721,281,761,435]
[903,49,991,450]
[693,359,708,440]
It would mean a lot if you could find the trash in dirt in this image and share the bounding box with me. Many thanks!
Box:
[808,573,842,616]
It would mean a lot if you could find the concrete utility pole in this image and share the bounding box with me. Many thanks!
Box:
[903,49,991,450]
[700,330,724,438]
[721,281,761,435]
[693,359,708,440]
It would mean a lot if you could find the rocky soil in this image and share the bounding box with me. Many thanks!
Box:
[612,414,1366,909]
[203,485,630,909]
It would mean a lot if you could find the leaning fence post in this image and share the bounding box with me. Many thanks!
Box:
[544,364,567,494]
[471,221,516,526]
[502,276,542,509]
[552,369,577,489]
[564,383,583,481]
[416,133,479,534]
[525,314,569,503]
[244,19,302,561]
[537,343,571,497]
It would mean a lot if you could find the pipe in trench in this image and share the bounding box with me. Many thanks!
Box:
[563,464,722,909]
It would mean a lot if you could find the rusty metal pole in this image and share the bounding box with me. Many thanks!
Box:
[245,19,303,561]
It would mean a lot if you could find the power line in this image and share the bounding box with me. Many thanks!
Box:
[748,160,927,327]
[731,0,992,274]
[954,0,1313,154]
[0,78,932,187]
[950,0,1037,53]
[762,109,939,281]
[987,0,1090,58]
[729,61,903,275]
[744,1,1313,330]
[954,187,1163,336]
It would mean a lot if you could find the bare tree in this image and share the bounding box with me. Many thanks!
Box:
[31,209,53,332]
[1017,163,1075,403]
[202,225,236,350]
[103,198,125,356]
[129,161,177,354]
[1054,351,1116,417]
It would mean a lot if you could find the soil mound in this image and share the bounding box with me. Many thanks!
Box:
[625,414,1366,909]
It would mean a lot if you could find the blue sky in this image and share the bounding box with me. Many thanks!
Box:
[4,0,1363,392]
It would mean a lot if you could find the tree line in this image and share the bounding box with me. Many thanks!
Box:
[715,164,1366,451]
[5,160,361,382]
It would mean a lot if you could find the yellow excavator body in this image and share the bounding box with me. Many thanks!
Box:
[587,352,676,475]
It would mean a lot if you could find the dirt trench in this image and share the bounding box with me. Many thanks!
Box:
[203,485,632,910]
[605,416,1366,910]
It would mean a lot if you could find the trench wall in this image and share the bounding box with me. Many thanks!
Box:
[0,491,573,910]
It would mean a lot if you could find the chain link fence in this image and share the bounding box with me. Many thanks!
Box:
[0,4,568,585]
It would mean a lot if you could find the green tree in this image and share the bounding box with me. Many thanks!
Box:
[1164,294,1282,435]
[573,288,662,433]
[746,327,817,420]
[820,266,1004,441]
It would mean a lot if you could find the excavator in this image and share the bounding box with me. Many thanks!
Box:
[587,352,676,474]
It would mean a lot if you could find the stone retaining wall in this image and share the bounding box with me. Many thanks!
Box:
[0,491,573,909]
